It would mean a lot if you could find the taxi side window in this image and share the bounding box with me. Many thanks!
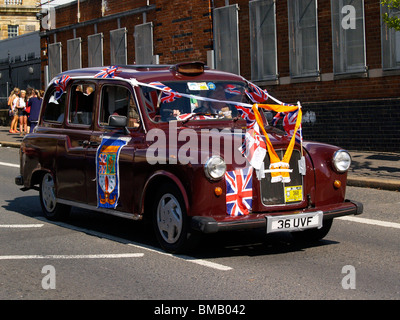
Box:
[100,85,140,128]
[43,89,67,123]
[68,84,95,125]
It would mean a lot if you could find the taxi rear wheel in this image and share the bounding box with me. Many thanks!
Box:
[39,172,70,221]
[152,183,197,253]
[291,219,333,243]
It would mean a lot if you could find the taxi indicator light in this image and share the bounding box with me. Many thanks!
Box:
[174,62,205,75]
[334,180,342,189]
[214,187,223,197]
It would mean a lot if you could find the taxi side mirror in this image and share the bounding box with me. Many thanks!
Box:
[108,115,130,134]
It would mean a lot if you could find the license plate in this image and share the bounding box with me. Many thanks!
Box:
[266,211,323,234]
[284,185,303,203]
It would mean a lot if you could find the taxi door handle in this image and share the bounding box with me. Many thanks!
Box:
[79,140,99,147]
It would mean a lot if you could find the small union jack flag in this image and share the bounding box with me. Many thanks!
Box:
[94,66,119,78]
[245,82,269,103]
[149,81,182,103]
[54,75,71,100]
[225,167,253,216]
[283,109,303,144]
[224,84,241,97]
[235,105,256,129]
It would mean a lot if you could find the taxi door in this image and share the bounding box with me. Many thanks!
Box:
[85,82,145,216]
[55,81,96,203]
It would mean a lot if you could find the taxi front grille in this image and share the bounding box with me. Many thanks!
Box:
[260,149,303,206]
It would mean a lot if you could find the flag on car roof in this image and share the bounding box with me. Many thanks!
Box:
[245,82,269,103]
[94,66,119,78]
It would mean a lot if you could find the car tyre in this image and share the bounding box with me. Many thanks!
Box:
[291,219,333,243]
[152,183,198,253]
[40,172,70,221]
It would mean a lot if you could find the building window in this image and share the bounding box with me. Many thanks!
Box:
[67,38,82,70]
[134,22,154,65]
[288,0,319,78]
[110,28,127,65]
[8,25,18,38]
[213,4,240,75]
[88,33,104,67]
[331,0,366,75]
[48,42,62,80]
[381,3,400,70]
[4,0,23,5]
[249,0,277,81]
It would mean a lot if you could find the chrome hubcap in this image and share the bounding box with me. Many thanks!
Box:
[42,173,56,212]
[156,193,183,244]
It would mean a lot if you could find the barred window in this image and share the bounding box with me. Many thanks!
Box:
[8,25,18,38]
[67,38,82,70]
[288,0,319,78]
[134,22,154,65]
[249,0,277,81]
[381,3,400,70]
[110,28,127,65]
[213,4,240,75]
[331,0,366,75]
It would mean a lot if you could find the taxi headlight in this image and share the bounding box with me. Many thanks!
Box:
[204,156,226,181]
[332,150,351,173]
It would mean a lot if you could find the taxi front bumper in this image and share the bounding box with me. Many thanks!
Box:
[191,199,363,234]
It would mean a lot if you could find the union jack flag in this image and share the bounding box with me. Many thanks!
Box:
[239,124,267,170]
[143,90,159,118]
[283,109,303,143]
[54,75,71,100]
[149,81,182,103]
[94,66,119,78]
[224,84,241,97]
[225,167,253,216]
[245,82,269,103]
[235,105,256,129]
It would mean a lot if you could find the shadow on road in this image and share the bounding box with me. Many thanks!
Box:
[3,195,339,259]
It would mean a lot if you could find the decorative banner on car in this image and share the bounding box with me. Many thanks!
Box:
[253,103,303,183]
[94,66,120,78]
[54,75,71,101]
[225,167,253,216]
[96,136,130,209]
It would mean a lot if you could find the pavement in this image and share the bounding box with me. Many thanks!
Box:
[0,126,399,191]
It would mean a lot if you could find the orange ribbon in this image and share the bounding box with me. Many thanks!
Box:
[252,103,302,183]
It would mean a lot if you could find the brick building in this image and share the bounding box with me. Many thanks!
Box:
[39,0,400,152]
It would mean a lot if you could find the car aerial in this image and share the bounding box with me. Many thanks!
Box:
[15,61,363,253]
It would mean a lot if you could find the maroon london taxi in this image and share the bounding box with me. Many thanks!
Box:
[15,62,363,253]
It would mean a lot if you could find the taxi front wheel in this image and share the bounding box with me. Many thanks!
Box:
[152,183,198,253]
[39,172,70,221]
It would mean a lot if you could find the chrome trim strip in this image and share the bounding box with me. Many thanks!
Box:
[57,199,142,220]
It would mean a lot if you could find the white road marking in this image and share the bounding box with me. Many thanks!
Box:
[0,253,144,260]
[0,224,44,228]
[338,216,400,229]
[127,243,233,271]
[0,161,19,168]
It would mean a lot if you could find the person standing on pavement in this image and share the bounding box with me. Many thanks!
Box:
[17,90,27,136]
[10,88,20,134]
[27,89,42,133]
[7,89,17,133]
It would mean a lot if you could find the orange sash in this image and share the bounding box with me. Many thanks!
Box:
[252,103,302,183]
